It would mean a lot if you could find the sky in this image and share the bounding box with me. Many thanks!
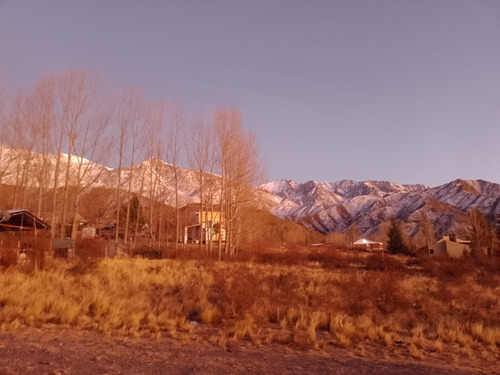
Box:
[0,0,499,187]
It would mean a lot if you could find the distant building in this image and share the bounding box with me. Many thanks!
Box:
[81,227,97,238]
[352,238,384,250]
[429,235,471,258]
[180,203,225,244]
[0,209,51,233]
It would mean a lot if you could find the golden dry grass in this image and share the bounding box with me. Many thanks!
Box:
[0,245,498,362]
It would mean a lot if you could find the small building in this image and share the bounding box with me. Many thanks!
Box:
[180,203,225,244]
[0,209,51,266]
[81,227,97,239]
[53,238,75,259]
[0,209,51,233]
[353,238,384,250]
[429,235,471,258]
[98,223,122,240]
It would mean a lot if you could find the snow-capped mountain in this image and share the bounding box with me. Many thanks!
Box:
[0,145,212,206]
[259,179,500,237]
[1,144,498,237]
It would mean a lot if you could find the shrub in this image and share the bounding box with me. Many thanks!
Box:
[0,235,49,271]
[67,257,100,276]
[418,255,478,280]
[75,238,106,258]
[371,272,408,315]
[25,237,48,270]
[307,250,349,269]
[0,234,18,268]
[435,257,476,280]
[364,253,405,272]
[207,265,261,319]
[251,250,307,266]
[132,246,162,259]
[339,272,374,316]
[0,247,17,268]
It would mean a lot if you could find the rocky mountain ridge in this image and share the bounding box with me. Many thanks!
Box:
[1,145,498,237]
[258,178,500,237]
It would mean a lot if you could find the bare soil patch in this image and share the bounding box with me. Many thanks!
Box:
[0,327,495,375]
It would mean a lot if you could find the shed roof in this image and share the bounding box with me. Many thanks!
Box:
[0,209,51,231]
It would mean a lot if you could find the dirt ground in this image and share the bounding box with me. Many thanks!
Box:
[0,328,496,375]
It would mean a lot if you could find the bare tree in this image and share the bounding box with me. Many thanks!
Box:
[467,208,495,256]
[214,107,263,257]
[417,210,435,249]
[0,94,20,207]
[6,91,36,209]
[144,101,165,247]
[0,110,17,208]
[25,76,57,218]
[114,88,148,246]
[164,101,185,254]
[345,224,361,248]
[0,80,7,203]
[188,112,214,253]
[56,71,112,239]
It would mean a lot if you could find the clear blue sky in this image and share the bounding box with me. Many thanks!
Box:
[1,1,499,187]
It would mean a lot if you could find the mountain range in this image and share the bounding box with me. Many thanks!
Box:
[258,178,500,237]
[1,145,499,237]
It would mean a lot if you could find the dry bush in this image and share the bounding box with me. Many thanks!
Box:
[416,253,437,275]
[0,235,18,268]
[67,257,100,276]
[0,235,49,271]
[0,248,17,268]
[471,256,500,289]
[418,255,477,280]
[435,319,474,347]
[436,257,477,279]
[345,271,407,317]
[132,246,162,259]
[0,246,498,361]
[371,272,408,315]
[251,249,308,266]
[338,272,374,316]
[475,269,500,288]
[364,253,405,272]
[261,270,302,322]
[26,237,48,270]
[230,315,257,341]
[452,283,499,326]
[238,240,277,254]
[208,265,261,319]
[307,249,349,269]
[75,238,106,258]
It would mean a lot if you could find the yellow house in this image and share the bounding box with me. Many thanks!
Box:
[181,204,225,244]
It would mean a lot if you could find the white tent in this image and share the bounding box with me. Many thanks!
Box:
[352,238,384,250]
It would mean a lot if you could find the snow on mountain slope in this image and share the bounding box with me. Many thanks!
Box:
[322,180,428,199]
[260,178,499,236]
[1,145,498,237]
[428,179,500,217]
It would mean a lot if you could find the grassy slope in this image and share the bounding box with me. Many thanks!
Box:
[0,245,498,366]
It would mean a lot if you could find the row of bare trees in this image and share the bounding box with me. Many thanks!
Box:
[0,70,264,255]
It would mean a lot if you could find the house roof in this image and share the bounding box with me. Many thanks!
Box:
[433,236,471,246]
[0,209,51,231]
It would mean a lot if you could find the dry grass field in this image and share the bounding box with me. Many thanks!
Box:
[0,240,498,372]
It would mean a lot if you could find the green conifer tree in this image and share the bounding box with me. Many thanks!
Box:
[386,219,408,254]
